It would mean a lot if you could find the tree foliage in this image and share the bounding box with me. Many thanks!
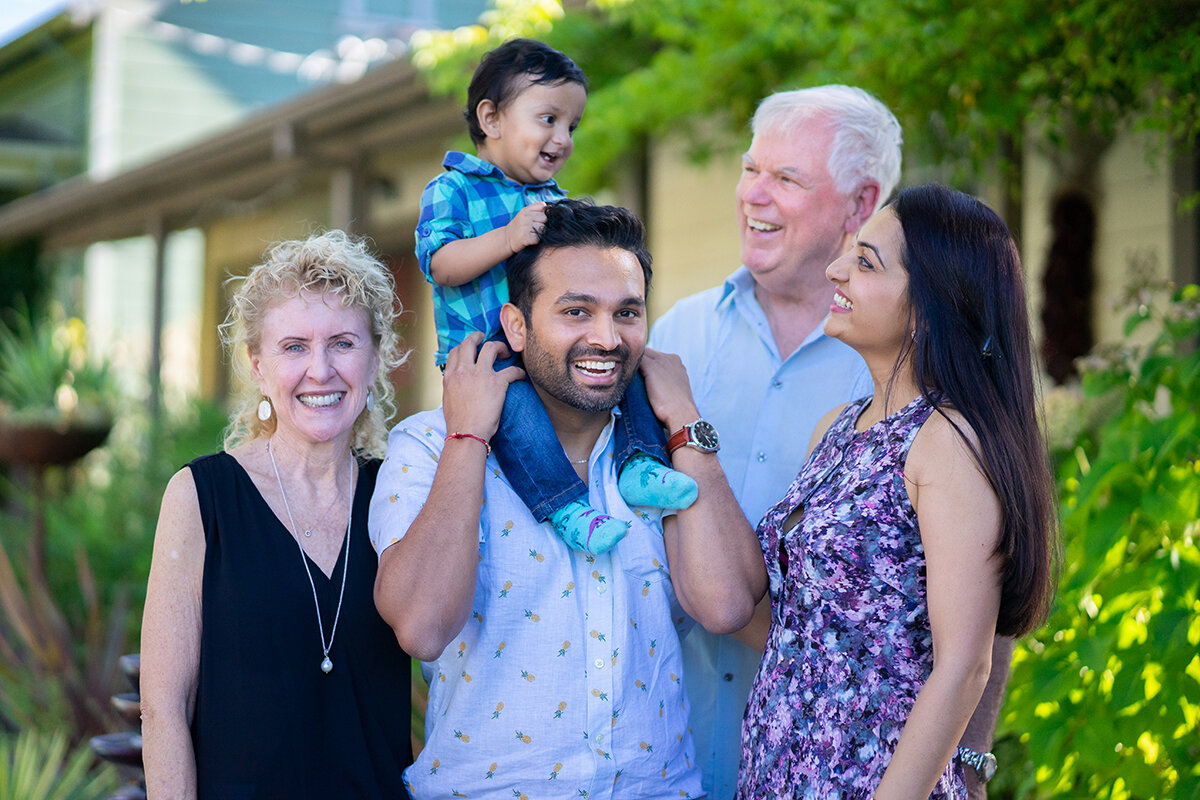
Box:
[411,0,1199,194]
[1000,285,1200,799]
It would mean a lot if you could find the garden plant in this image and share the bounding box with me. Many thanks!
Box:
[996,283,1200,799]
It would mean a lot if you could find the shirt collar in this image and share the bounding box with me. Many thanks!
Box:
[582,410,620,468]
[441,150,563,191]
[716,265,758,311]
[718,265,836,355]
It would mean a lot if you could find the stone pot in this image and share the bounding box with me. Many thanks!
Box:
[0,415,112,466]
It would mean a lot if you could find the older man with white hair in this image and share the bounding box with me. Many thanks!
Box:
[651,85,1008,799]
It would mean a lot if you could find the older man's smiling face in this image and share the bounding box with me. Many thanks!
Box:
[736,118,859,292]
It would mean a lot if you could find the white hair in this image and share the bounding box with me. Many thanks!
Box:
[752,85,903,210]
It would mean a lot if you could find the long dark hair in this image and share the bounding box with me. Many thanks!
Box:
[893,183,1059,637]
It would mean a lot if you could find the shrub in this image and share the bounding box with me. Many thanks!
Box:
[0,397,228,740]
[0,729,118,800]
[998,284,1200,799]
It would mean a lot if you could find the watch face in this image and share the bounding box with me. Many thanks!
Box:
[691,420,719,449]
[980,753,997,781]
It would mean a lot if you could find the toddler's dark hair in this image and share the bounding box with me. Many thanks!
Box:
[465,38,587,146]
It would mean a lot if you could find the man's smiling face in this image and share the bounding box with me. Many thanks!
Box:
[511,244,647,417]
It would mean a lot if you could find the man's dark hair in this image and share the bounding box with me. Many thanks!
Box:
[507,199,652,317]
[465,38,588,147]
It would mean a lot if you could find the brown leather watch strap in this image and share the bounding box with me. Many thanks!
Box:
[667,426,691,454]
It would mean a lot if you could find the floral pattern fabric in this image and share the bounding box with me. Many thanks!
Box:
[737,394,966,800]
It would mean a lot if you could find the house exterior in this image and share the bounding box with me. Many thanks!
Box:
[0,0,485,411]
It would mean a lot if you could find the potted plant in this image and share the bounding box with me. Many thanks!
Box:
[0,308,116,466]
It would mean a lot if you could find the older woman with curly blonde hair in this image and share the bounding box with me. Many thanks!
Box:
[141,230,414,799]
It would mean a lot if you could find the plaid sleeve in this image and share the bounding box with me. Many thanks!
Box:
[415,173,470,282]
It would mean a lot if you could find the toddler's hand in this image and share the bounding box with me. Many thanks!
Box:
[505,202,548,253]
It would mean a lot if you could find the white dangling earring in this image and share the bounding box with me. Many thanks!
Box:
[365,388,375,412]
[257,397,273,421]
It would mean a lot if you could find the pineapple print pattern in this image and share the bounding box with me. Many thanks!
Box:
[367,411,701,798]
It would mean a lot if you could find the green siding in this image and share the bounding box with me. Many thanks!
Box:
[106,0,487,169]
[0,28,90,189]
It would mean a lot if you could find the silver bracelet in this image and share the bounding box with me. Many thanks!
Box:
[956,746,997,782]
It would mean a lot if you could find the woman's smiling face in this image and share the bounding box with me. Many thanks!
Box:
[249,289,378,445]
[823,206,912,359]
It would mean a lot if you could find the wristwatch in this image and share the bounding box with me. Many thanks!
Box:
[667,419,720,455]
[956,746,997,782]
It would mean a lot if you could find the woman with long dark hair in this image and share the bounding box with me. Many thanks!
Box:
[737,183,1059,799]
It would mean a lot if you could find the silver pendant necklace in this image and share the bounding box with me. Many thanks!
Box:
[302,490,342,537]
[267,438,353,675]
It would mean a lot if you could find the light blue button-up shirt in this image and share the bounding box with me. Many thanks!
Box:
[650,266,872,799]
[369,409,703,799]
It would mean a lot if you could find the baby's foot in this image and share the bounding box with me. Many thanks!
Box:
[549,499,630,555]
[618,453,699,510]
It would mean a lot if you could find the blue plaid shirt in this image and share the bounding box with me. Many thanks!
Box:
[416,151,568,365]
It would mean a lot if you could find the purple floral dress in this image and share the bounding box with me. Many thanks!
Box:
[736,394,966,800]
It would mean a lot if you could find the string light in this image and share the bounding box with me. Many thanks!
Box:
[142,17,408,83]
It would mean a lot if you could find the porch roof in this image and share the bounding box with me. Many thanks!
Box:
[0,56,459,249]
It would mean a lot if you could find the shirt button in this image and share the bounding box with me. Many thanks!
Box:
[594,659,605,669]
[772,379,782,389]
[757,452,766,462]
[724,673,734,682]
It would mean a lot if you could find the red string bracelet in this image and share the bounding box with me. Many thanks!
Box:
[445,432,491,454]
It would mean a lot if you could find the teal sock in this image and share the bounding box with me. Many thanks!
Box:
[548,499,630,555]
[618,453,699,510]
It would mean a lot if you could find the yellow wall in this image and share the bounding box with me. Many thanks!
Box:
[646,143,746,323]
[1022,127,1176,347]
[369,142,454,413]
[195,120,1185,414]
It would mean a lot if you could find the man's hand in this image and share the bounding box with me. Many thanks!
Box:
[442,332,524,442]
[504,201,548,254]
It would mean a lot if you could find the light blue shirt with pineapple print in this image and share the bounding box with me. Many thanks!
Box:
[368,408,703,800]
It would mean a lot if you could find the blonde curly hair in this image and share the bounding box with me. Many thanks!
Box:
[219,230,408,458]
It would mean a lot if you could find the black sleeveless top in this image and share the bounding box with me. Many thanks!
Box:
[189,452,412,800]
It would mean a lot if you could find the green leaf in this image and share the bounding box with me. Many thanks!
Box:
[0,730,118,800]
